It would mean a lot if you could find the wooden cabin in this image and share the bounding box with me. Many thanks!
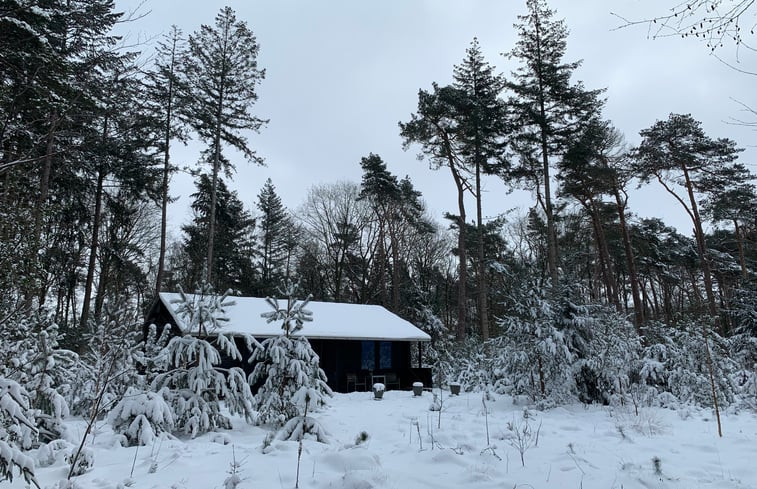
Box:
[145,292,433,393]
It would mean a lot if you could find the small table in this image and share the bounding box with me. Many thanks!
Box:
[371,375,386,386]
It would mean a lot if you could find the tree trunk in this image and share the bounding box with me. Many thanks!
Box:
[612,184,644,333]
[389,225,401,313]
[682,166,719,330]
[533,17,559,286]
[31,113,59,305]
[207,67,226,285]
[155,51,176,296]
[475,160,489,340]
[734,219,747,279]
[451,164,467,342]
[588,199,619,309]
[80,164,106,332]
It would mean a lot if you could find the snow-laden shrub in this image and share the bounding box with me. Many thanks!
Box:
[638,322,738,407]
[727,333,757,410]
[152,284,257,438]
[66,446,93,476]
[411,305,448,372]
[108,387,174,446]
[36,439,73,467]
[24,322,75,443]
[1,310,77,444]
[498,283,583,403]
[276,387,329,443]
[0,377,39,486]
[572,308,641,404]
[67,306,145,418]
[249,293,332,427]
[436,338,494,393]
[739,371,757,410]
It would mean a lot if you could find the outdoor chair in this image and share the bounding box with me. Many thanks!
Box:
[346,373,367,392]
[385,372,401,390]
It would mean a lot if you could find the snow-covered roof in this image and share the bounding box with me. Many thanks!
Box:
[157,292,431,342]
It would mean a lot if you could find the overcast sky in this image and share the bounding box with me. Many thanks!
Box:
[114,0,756,239]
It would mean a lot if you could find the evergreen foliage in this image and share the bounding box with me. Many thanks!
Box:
[0,377,39,487]
[507,0,604,284]
[151,283,257,438]
[179,172,257,294]
[184,6,266,283]
[256,178,294,296]
[249,290,332,427]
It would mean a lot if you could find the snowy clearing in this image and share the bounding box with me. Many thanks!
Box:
[13,389,757,489]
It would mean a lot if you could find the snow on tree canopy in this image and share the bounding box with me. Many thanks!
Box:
[156,292,430,342]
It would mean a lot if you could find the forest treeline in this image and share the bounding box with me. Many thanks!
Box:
[1,0,756,419]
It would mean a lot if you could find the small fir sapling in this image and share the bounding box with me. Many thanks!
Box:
[151,283,257,438]
[1,311,76,445]
[108,387,175,446]
[639,322,737,410]
[276,386,329,443]
[0,377,40,488]
[223,445,244,489]
[24,323,75,444]
[108,324,173,446]
[248,290,332,427]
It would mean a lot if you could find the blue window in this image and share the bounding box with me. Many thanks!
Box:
[379,342,392,369]
[361,341,375,370]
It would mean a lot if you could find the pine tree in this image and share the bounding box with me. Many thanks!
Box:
[400,84,471,341]
[634,113,743,330]
[185,6,266,284]
[700,163,756,280]
[359,153,401,308]
[151,284,256,438]
[559,118,622,310]
[506,0,604,285]
[452,38,509,340]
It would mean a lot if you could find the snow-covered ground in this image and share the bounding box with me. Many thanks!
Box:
[15,390,757,489]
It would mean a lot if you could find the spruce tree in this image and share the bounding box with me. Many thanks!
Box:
[248,290,331,427]
[181,171,257,294]
[256,178,292,296]
[147,26,189,296]
[560,119,645,331]
[506,0,604,285]
[184,6,266,285]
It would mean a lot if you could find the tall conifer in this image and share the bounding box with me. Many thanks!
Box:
[506,0,603,285]
[185,7,266,285]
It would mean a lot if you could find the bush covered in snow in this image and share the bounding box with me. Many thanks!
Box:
[108,387,174,446]
[67,306,145,419]
[0,310,76,444]
[638,322,738,408]
[0,377,39,486]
